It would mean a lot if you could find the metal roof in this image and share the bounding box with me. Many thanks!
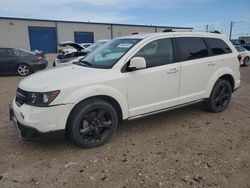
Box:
[0,16,193,30]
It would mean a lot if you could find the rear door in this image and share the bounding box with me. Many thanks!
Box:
[0,49,18,73]
[176,37,219,104]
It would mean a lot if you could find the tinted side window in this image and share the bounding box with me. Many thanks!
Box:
[135,38,174,68]
[0,49,6,58]
[0,49,15,58]
[205,38,232,55]
[176,37,208,61]
[14,49,35,57]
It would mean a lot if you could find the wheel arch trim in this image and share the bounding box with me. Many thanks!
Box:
[64,85,128,120]
[205,68,236,98]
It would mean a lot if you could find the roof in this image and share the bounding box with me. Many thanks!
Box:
[118,31,229,40]
[0,16,193,30]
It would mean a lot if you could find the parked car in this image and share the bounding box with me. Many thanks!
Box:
[241,44,250,51]
[231,39,246,45]
[0,48,48,76]
[235,45,250,66]
[80,43,92,48]
[53,40,109,67]
[57,42,92,54]
[53,41,89,66]
[10,32,240,148]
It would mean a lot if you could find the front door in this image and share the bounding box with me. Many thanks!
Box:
[125,38,180,117]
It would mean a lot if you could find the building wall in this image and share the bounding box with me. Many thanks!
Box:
[56,22,111,43]
[0,19,55,50]
[0,18,193,52]
[112,25,155,38]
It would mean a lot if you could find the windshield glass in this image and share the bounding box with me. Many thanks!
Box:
[74,38,141,69]
[87,41,107,52]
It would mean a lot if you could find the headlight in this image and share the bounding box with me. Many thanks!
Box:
[26,90,60,107]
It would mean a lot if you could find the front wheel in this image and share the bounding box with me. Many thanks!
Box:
[206,79,232,113]
[68,99,118,148]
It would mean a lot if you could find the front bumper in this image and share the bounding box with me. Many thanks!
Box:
[9,106,65,139]
[10,100,74,138]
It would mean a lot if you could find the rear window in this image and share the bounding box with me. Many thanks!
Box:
[15,49,35,57]
[176,37,208,61]
[204,38,232,56]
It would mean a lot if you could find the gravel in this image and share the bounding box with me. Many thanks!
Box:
[0,54,249,187]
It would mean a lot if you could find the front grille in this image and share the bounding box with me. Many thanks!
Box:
[15,88,28,107]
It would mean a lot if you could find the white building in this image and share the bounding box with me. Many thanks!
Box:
[0,17,193,53]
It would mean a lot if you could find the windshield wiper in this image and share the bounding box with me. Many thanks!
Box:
[78,60,92,67]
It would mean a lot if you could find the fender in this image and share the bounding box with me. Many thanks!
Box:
[64,85,129,120]
[205,67,235,98]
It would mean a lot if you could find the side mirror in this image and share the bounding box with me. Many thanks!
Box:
[128,57,146,71]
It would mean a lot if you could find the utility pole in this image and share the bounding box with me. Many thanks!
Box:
[205,25,209,32]
[229,21,234,40]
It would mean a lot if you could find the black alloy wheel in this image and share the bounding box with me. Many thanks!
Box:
[69,99,118,148]
[206,79,232,112]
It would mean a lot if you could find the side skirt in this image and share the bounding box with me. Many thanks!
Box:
[128,99,204,121]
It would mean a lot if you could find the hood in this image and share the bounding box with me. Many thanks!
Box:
[19,65,108,92]
[59,41,86,52]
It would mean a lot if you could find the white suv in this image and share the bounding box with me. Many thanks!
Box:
[10,32,240,148]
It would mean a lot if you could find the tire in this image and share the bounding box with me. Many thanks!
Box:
[17,64,31,76]
[243,57,250,66]
[206,79,232,113]
[68,99,118,148]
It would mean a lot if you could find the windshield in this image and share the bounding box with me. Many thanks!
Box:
[87,41,107,52]
[74,38,141,69]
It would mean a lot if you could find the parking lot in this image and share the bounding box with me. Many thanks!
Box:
[0,54,249,188]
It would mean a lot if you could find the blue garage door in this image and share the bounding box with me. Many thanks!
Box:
[74,32,94,43]
[28,27,57,53]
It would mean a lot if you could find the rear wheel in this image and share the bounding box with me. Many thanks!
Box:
[243,57,250,66]
[17,64,31,76]
[206,79,232,112]
[68,99,118,148]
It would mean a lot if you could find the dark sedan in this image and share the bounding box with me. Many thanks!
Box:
[0,48,48,76]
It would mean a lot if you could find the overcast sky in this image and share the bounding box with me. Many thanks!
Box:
[0,0,250,38]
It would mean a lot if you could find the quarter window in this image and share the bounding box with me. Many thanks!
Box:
[205,38,232,55]
[134,38,174,68]
[176,37,208,61]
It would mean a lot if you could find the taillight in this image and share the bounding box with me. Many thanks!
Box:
[36,55,46,62]
[237,54,242,63]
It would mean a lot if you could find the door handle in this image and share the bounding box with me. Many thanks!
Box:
[167,68,178,74]
[208,62,216,66]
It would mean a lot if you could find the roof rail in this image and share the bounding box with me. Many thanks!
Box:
[131,32,151,35]
[210,30,221,34]
[162,29,175,32]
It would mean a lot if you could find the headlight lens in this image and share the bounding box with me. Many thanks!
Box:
[26,90,60,107]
